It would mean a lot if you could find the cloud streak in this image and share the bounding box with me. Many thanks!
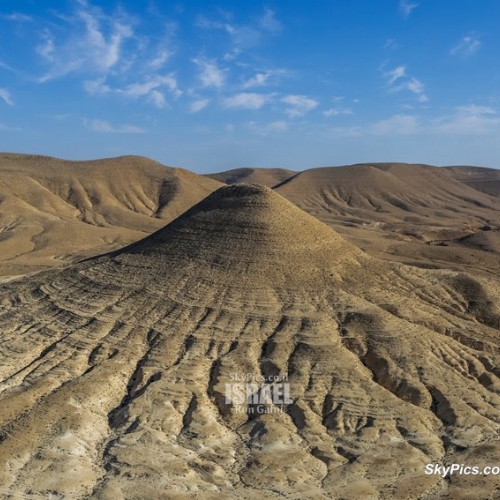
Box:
[383,65,428,102]
[223,93,269,110]
[86,119,145,133]
[323,107,353,118]
[371,114,419,135]
[190,98,210,113]
[0,88,14,106]
[450,34,481,57]
[37,2,135,82]
[281,95,318,117]
[399,0,419,19]
[432,105,500,135]
[193,58,226,88]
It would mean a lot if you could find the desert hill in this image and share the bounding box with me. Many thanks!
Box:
[0,153,221,278]
[205,166,295,187]
[2,155,500,282]
[274,163,500,275]
[446,165,500,197]
[1,185,500,499]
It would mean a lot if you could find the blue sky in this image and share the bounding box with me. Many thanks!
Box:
[1,0,499,172]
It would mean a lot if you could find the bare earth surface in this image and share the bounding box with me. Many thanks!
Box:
[0,153,221,279]
[1,184,500,499]
[205,167,295,188]
[1,156,500,499]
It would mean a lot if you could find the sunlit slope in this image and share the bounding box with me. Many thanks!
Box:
[0,153,221,277]
[275,163,500,275]
[1,185,500,499]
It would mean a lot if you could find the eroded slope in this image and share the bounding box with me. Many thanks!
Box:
[1,185,500,499]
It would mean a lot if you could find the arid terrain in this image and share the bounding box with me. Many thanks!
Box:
[1,154,500,499]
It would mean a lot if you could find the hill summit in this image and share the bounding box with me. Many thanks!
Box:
[110,184,365,296]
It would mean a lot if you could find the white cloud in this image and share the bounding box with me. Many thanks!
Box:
[259,8,282,33]
[399,0,419,19]
[197,7,281,60]
[266,120,287,132]
[241,69,287,89]
[323,107,353,118]
[84,74,180,108]
[0,88,14,106]
[432,105,500,135]
[86,119,145,133]
[193,58,226,88]
[384,38,398,50]
[37,2,134,81]
[1,13,33,22]
[223,93,269,110]
[119,75,180,101]
[148,50,172,70]
[450,35,481,57]
[148,90,166,108]
[242,73,269,88]
[384,66,428,102]
[370,114,419,135]
[190,99,210,113]
[281,94,318,117]
[83,77,111,95]
[393,77,428,102]
[248,120,288,134]
[385,65,406,85]
[36,30,56,62]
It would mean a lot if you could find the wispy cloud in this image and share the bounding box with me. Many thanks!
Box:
[84,74,180,108]
[196,7,281,60]
[384,65,406,85]
[258,8,282,33]
[85,119,145,133]
[118,75,180,107]
[432,105,500,134]
[223,92,269,110]
[241,69,286,89]
[83,77,111,95]
[383,65,428,102]
[371,114,419,135]
[0,88,14,106]
[147,50,172,70]
[399,0,419,19]
[281,94,318,117]
[190,98,210,113]
[192,58,226,88]
[383,38,398,50]
[323,107,353,118]
[37,1,134,82]
[450,34,481,57]
[248,120,288,134]
[1,13,33,22]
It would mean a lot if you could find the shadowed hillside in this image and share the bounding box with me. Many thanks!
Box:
[446,165,500,197]
[1,185,500,499]
[206,167,296,187]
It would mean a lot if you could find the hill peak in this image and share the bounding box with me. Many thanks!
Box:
[104,183,366,297]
